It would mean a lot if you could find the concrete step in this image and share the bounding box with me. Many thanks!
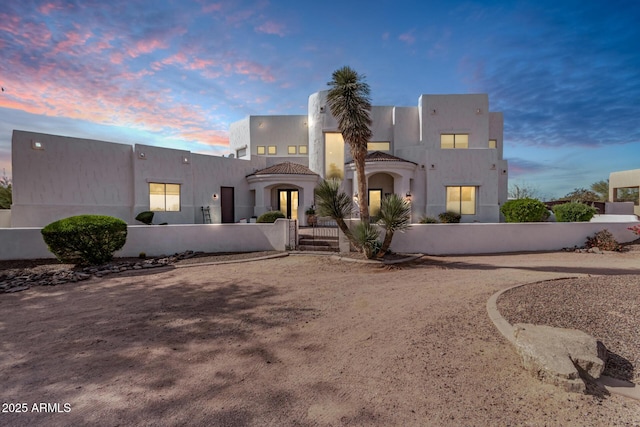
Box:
[298,244,339,252]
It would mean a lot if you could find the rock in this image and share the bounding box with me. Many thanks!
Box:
[513,323,606,393]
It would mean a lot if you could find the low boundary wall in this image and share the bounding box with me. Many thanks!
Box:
[1,219,638,261]
[391,221,639,255]
[0,219,291,261]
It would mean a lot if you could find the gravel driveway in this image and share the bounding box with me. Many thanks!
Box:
[0,250,639,426]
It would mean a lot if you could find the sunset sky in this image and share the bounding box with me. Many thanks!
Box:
[1,0,638,199]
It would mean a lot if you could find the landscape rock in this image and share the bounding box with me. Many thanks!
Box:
[513,323,606,393]
[1,251,195,294]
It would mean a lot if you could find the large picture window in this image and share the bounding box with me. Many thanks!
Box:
[441,134,468,149]
[325,133,345,179]
[446,186,476,215]
[150,183,181,212]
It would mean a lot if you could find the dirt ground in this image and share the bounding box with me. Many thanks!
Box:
[1,250,639,426]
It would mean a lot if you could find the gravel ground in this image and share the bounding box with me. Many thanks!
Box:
[497,275,640,382]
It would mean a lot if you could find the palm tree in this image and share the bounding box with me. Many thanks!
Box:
[376,194,412,257]
[326,66,373,226]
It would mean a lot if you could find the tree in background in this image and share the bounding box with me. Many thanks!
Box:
[327,66,373,226]
[0,175,11,209]
[561,188,600,202]
[508,182,542,200]
[590,179,609,202]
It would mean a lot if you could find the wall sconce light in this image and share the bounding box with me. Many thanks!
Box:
[490,163,496,170]
[182,156,189,164]
[476,108,482,114]
[32,140,44,150]
[353,193,359,203]
[212,193,219,200]
[138,151,146,159]
[405,192,413,202]
[431,108,437,115]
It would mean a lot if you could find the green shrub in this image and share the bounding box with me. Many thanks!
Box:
[41,215,127,265]
[256,211,286,223]
[552,202,597,222]
[419,216,439,224]
[585,229,621,251]
[438,211,461,223]
[135,211,154,225]
[352,221,380,258]
[500,198,549,222]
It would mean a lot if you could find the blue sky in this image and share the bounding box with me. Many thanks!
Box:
[1,0,638,199]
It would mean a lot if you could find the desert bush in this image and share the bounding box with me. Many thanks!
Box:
[41,215,127,265]
[585,230,621,251]
[552,202,596,222]
[419,216,439,224]
[135,211,154,225]
[500,198,549,222]
[352,221,380,258]
[438,211,461,223]
[257,211,286,223]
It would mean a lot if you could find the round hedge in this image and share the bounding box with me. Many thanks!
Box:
[500,198,549,222]
[41,215,127,265]
[552,202,597,222]
[256,211,286,223]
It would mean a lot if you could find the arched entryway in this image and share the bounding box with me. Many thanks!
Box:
[368,172,394,216]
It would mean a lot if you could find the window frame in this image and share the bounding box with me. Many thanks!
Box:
[446,186,476,215]
[149,182,181,212]
[367,141,390,152]
[257,146,266,155]
[441,134,469,149]
[287,145,297,154]
[489,139,497,149]
[298,145,308,154]
[267,145,277,155]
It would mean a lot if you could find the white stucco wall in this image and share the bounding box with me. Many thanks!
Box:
[0,210,10,228]
[229,117,251,159]
[11,130,134,227]
[391,221,639,255]
[0,220,291,260]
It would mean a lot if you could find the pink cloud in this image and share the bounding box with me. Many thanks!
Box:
[52,30,93,55]
[0,13,52,48]
[398,30,416,45]
[128,38,169,58]
[255,21,286,37]
[202,2,223,13]
[234,60,275,82]
[38,2,64,15]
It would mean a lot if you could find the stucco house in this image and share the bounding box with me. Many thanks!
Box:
[609,169,640,216]
[10,90,508,227]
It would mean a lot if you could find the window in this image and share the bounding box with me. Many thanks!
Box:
[325,133,345,179]
[257,146,266,155]
[367,141,390,151]
[489,139,497,149]
[615,187,639,205]
[441,134,468,149]
[446,186,476,215]
[150,183,180,212]
[236,148,247,158]
[298,145,308,154]
[268,145,277,155]
[288,145,297,154]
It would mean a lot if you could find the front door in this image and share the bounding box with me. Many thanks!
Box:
[278,189,299,220]
[368,189,382,217]
[221,186,235,223]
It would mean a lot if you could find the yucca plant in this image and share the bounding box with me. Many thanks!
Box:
[377,194,412,257]
[352,221,380,259]
[314,178,356,246]
[327,66,373,226]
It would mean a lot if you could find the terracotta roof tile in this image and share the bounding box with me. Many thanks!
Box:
[249,162,319,176]
[346,151,417,165]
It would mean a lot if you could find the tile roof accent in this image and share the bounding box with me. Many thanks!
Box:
[346,151,418,165]
[249,162,319,176]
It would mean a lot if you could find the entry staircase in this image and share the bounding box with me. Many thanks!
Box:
[298,218,339,252]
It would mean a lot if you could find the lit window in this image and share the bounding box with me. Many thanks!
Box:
[288,145,297,154]
[236,148,247,158]
[150,183,181,212]
[257,146,266,155]
[367,141,390,151]
[489,139,497,149]
[441,134,468,149]
[615,187,639,205]
[325,133,344,179]
[446,186,476,215]
[298,145,308,154]
[268,146,277,155]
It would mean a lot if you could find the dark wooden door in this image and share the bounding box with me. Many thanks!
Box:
[221,186,235,223]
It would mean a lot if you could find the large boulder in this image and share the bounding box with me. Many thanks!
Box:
[513,323,607,393]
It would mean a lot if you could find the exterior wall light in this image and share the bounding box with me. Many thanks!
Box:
[32,140,44,150]
[212,193,219,200]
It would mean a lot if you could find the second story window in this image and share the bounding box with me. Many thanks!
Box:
[441,134,468,149]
